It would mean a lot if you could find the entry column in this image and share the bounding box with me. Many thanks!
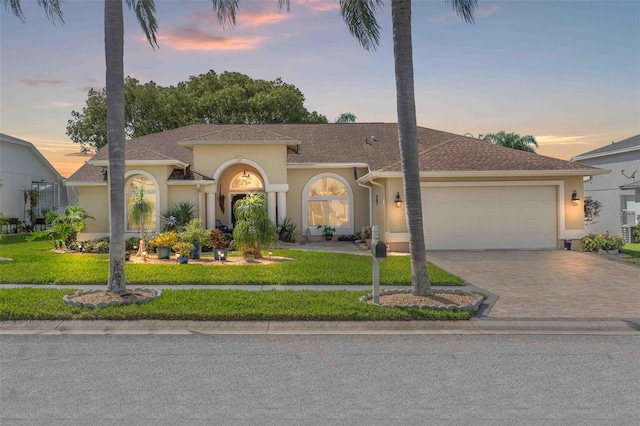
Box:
[267,191,277,224]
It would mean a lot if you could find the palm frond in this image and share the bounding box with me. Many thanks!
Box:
[340,0,384,51]
[3,0,64,24]
[446,0,478,24]
[211,0,241,29]
[126,0,158,48]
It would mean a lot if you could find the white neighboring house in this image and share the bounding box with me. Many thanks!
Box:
[0,133,76,228]
[572,134,640,242]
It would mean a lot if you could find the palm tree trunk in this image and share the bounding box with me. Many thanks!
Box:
[105,0,127,293]
[392,0,431,296]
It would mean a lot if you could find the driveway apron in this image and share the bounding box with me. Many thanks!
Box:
[427,250,639,319]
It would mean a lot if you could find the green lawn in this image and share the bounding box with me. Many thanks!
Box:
[0,288,472,321]
[0,235,463,286]
[621,243,640,266]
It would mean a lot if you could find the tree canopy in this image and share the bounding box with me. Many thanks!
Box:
[66,70,328,152]
[482,131,539,153]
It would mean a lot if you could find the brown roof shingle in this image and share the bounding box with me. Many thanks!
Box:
[67,123,599,183]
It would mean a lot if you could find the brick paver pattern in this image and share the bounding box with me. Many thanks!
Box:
[427,250,639,319]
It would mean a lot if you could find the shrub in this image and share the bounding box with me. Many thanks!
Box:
[125,237,140,251]
[233,194,277,258]
[209,229,229,248]
[150,231,179,248]
[26,206,93,248]
[173,241,194,257]
[580,233,625,252]
[180,218,211,245]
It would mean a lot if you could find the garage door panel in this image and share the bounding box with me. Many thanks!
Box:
[421,186,557,250]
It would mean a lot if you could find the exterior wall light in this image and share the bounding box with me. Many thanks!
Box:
[571,190,580,206]
[395,192,403,208]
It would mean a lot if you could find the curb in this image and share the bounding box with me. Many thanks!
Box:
[2,319,638,335]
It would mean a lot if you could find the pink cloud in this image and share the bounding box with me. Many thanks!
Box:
[19,78,65,87]
[238,9,291,26]
[158,28,266,51]
[477,5,498,17]
[296,0,341,13]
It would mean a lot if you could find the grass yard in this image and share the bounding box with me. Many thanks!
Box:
[0,288,472,321]
[0,235,463,286]
[621,243,640,266]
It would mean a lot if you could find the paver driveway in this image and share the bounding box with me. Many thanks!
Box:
[427,250,639,319]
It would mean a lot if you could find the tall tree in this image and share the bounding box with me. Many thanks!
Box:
[482,131,539,153]
[5,0,291,293]
[335,112,357,123]
[67,72,328,152]
[340,0,477,296]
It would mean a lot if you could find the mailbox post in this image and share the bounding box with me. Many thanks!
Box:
[371,225,387,304]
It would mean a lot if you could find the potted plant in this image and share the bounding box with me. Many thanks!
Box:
[180,218,211,259]
[243,246,257,261]
[173,241,194,264]
[361,226,373,249]
[317,225,336,241]
[150,231,179,259]
[209,228,229,260]
[128,186,153,256]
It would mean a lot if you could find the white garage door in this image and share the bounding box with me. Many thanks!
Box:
[421,185,557,250]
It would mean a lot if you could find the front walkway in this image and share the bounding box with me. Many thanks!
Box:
[427,250,639,319]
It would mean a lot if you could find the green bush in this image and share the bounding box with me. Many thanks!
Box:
[580,233,625,252]
[125,237,139,251]
[634,225,640,242]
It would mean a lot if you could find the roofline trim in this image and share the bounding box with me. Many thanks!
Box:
[288,163,370,169]
[357,168,610,182]
[63,181,107,187]
[571,145,640,161]
[88,159,189,168]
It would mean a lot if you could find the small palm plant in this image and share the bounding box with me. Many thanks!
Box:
[128,187,153,256]
[233,193,277,259]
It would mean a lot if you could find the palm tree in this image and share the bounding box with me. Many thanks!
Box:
[340,0,478,296]
[128,187,153,256]
[482,131,539,153]
[5,0,290,293]
[340,0,477,296]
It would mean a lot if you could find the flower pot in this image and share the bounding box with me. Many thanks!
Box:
[214,248,228,261]
[177,256,189,264]
[189,242,202,259]
[157,246,171,259]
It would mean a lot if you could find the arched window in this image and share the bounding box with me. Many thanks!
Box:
[125,174,156,232]
[229,170,264,191]
[303,174,353,234]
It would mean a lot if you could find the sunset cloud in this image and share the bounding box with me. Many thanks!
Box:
[158,28,266,51]
[296,0,341,13]
[19,78,65,87]
[537,135,595,145]
[477,5,498,18]
[238,9,291,26]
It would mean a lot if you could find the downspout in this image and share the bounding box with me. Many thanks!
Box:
[369,179,387,234]
[357,181,373,225]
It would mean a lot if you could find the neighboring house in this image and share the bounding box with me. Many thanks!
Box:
[0,133,76,226]
[65,123,604,251]
[571,134,640,242]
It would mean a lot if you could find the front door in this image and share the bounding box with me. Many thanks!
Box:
[231,193,247,226]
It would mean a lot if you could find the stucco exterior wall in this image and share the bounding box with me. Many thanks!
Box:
[75,185,109,239]
[193,144,288,185]
[575,151,640,236]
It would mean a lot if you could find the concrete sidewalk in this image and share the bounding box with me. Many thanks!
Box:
[2,319,639,335]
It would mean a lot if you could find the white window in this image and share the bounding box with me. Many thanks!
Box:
[303,173,353,234]
[125,174,157,232]
[622,195,637,226]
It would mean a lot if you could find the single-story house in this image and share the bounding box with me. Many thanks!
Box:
[65,123,605,251]
[571,134,640,242]
[1,133,76,231]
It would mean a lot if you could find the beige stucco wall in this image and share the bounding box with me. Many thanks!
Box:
[75,185,109,239]
[192,145,288,184]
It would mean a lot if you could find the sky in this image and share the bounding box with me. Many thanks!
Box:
[1,0,639,178]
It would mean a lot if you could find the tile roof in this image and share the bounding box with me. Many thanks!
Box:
[572,134,640,159]
[67,123,600,183]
